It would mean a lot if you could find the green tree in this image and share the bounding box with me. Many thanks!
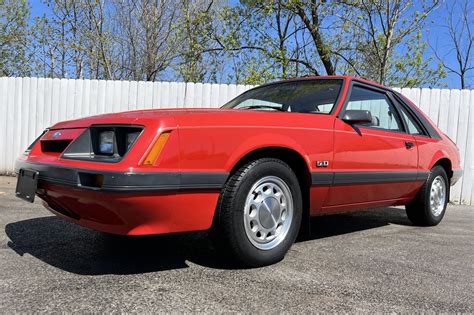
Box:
[175,0,224,82]
[213,0,326,84]
[112,0,178,81]
[335,0,445,87]
[215,0,445,86]
[0,0,32,76]
[31,0,113,79]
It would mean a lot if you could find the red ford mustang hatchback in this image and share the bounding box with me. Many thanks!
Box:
[16,76,462,267]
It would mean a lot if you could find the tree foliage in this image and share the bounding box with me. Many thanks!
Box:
[174,0,224,82]
[0,0,467,88]
[217,0,446,87]
[338,0,445,87]
[0,0,32,76]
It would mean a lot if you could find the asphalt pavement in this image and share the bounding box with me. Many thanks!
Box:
[0,176,473,312]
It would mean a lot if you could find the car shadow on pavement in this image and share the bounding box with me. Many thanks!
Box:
[5,207,412,275]
[302,206,411,242]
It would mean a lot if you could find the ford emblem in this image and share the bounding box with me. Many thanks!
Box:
[52,131,62,139]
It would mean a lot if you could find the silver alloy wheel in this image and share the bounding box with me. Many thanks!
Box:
[430,175,446,217]
[243,176,294,250]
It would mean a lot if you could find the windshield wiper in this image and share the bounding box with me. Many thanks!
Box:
[237,105,286,112]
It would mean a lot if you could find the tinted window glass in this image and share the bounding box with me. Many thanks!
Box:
[222,79,342,114]
[346,86,403,131]
[394,92,441,139]
[399,105,424,135]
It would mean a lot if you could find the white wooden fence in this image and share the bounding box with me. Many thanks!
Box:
[0,77,473,205]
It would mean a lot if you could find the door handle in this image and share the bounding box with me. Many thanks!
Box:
[405,141,414,149]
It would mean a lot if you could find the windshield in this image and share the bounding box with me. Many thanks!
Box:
[222,79,343,114]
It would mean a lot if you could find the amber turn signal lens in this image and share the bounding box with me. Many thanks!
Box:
[142,131,171,165]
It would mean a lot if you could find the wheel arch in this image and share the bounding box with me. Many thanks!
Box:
[226,146,312,235]
[432,157,453,181]
[228,146,312,187]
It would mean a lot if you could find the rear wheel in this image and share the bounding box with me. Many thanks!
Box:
[211,158,302,267]
[406,166,449,226]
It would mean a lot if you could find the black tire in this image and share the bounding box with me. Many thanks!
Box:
[211,158,303,267]
[406,166,449,226]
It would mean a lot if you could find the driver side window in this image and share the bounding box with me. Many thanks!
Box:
[346,86,403,131]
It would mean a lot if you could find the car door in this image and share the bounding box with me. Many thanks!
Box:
[323,83,419,210]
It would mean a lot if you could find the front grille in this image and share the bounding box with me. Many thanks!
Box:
[41,140,72,153]
[62,125,144,163]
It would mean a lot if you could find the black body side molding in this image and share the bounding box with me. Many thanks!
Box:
[15,160,228,193]
[311,171,430,186]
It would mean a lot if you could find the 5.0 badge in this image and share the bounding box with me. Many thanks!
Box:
[316,161,329,168]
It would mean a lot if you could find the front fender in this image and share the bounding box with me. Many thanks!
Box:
[223,132,312,172]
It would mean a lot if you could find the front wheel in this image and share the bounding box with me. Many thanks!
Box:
[406,166,449,226]
[211,158,303,267]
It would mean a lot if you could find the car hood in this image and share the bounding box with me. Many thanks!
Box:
[49,108,226,129]
[49,108,328,130]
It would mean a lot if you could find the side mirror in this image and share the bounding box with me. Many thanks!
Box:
[341,110,373,125]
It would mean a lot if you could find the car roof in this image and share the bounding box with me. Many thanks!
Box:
[255,75,391,91]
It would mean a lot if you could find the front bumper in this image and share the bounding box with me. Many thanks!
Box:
[15,160,227,235]
[15,160,227,192]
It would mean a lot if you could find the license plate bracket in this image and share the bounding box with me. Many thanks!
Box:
[15,169,39,203]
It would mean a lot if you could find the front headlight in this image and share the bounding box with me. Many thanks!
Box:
[99,131,114,155]
[126,131,140,149]
[63,125,143,161]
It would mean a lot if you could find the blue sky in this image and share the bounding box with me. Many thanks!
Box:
[28,0,471,89]
[422,1,472,88]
